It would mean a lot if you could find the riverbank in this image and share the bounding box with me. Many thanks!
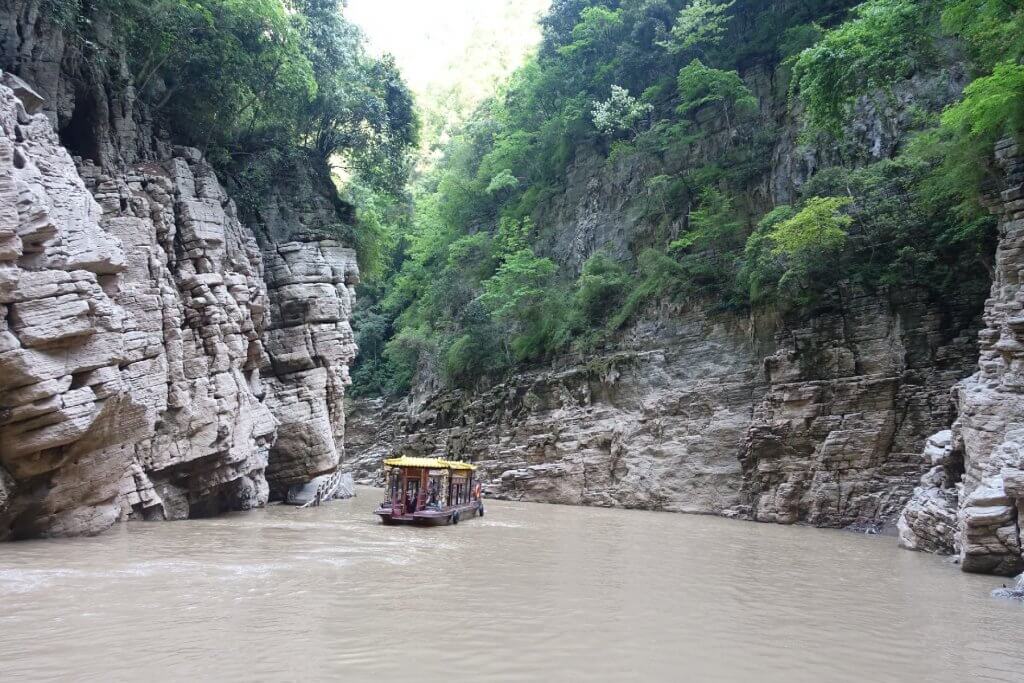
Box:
[1,489,1021,681]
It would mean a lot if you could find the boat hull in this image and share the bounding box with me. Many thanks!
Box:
[374,501,482,526]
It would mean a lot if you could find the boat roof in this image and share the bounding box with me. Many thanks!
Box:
[383,456,476,471]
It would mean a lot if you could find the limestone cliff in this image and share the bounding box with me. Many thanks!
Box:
[250,162,360,501]
[0,6,359,538]
[347,283,981,529]
[898,140,1024,576]
[345,57,989,538]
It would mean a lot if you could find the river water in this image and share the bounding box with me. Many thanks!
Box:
[1,489,1021,682]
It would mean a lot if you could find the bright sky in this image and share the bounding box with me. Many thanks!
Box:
[344,0,550,94]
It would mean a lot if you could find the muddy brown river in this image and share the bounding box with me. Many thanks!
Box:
[1,488,1021,681]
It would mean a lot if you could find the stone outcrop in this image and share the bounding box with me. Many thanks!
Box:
[898,140,1024,576]
[953,140,1024,575]
[738,289,978,528]
[345,395,394,484]
[0,78,285,537]
[250,162,360,501]
[0,5,360,538]
[347,284,982,529]
[81,145,278,524]
[897,431,960,554]
[0,75,140,537]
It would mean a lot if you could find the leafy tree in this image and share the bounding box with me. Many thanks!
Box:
[446,332,504,387]
[382,326,436,395]
[574,253,630,323]
[758,196,852,303]
[768,196,852,257]
[120,0,317,159]
[675,59,757,128]
[940,0,1024,71]
[659,0,735,56]
[736,206,795,305]
[592,85,655,136]
[494,216,533,259]
[486,169,520,195]
[609,248,690,329]
[482,249,558,321]
[670,187,743,252]
[639,173,690,230]
[559,6,626,58]
[100,0,420,213]
[941,62,1024,151]
[778,23,824,62]
[481,249,566,360]
[792,0,937,133]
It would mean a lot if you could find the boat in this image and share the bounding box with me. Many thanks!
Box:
[374,456,484,525]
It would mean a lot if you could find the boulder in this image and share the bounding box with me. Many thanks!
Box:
[0,72,44,114]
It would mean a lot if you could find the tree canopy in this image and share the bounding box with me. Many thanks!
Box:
[291,0,1018,399]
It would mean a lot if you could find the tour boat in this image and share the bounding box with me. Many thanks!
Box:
[375,456,484,525]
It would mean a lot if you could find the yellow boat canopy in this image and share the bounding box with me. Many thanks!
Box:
[383,456,476,471]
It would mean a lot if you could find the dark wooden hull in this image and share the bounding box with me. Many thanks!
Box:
[374,501,483,526]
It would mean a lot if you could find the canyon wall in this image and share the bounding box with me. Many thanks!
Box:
[899,140,1024,575]
[0,7,359,539]
[251,165,360,501]
[349,137,1024,582]
[348,283,981,529]
[346,61,990,536]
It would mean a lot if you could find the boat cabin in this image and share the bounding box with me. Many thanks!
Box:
[374,456,484,525]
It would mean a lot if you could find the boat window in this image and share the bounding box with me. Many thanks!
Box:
[427,476,442,506]
[405,479,419,511]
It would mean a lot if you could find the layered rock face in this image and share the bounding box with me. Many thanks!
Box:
[0,11,360,537]
[82,146,278,523]
[254,168,360,500]
[0,79,281,536]
[738,288,979,527]
[898,141,1024,575]
[348,284,981,529]
[0,77,140,537]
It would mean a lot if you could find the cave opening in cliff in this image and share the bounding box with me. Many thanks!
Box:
[59,89,102,164]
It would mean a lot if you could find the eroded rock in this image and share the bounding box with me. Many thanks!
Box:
[348,285,981,528]
[896,140,1024,576]
[0,54,360,538]
[249,160,360,499]
[0,76,138,538]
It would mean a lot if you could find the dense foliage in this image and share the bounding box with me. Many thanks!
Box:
[59,0,417,273]
[83,0,982,399]
[350,0,1022,396]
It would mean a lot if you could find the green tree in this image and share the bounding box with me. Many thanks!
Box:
[792,0,937,133]
[592,85,654,136]
[558,6,626,58]
[675,59,757,129]
[736,206,795,305]
[769,196,851,256]
[659,0,735,56]
[481,249,565,360]
[574,253,630,324]
[941,63,1024,150]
